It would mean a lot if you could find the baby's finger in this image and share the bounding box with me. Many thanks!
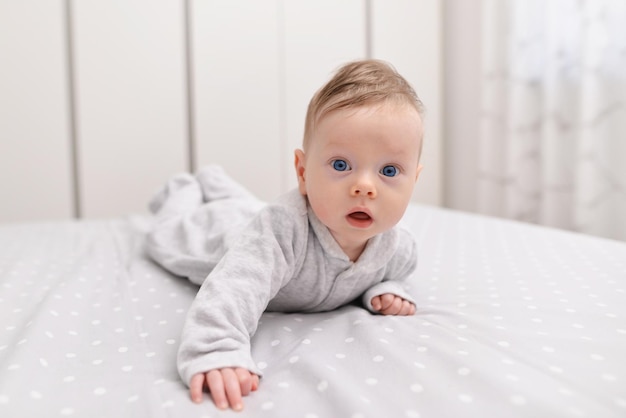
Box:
[382,296,403,315]
[235,368,254,396]
[371,296,382,311]
[251,374,260,391]
[380,293,396,310]
[189,373,206,403]
[399,300,414,316]
[207,370,228,410]
[221,368,244,411]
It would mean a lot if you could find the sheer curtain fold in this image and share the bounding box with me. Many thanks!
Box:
[478,0,626,241]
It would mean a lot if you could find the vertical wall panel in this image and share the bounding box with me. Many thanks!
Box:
[0,0,73,223]
[282,0,366,192]
[72,0,188,218]
[371,0,443,206]
[191,0,282,202]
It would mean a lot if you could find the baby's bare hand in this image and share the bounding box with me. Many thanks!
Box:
[371,293,416,316]
[190,368,259,411]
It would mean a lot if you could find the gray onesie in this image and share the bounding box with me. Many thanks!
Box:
[146,166,418,386]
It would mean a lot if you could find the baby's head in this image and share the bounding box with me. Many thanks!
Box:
[302,59,424,154]
[295,60,425,261]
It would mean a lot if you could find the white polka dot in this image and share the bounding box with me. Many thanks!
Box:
[510,395,526,405]
[145,352,156,358]
[30,391,42,399]
[271,340,280,347]
[459,394,473,403]
[345,337,355,343]
[165,339,176,345]
[304,414,318,418]
[365,378,378,385]
[373,355,384,362]
[289,356,299,364]
[590,354,604,361]
[410,384,424,393]
[60,407,75,416]
[301,338,311,345]
[317,381,328,392]
[497,341,510,348]
[39,358,48,367]
[261,401,274,410]
[127,395,139,403]
[94,387,106,396]
[278,382,290,388]
[63,376,75,383]
[122,366,133,372]
[0,395,8,404]
[118,347,128,353]
[549,366,563,374]
[602,373,616,381]
[615,398,626,408]
[457,367,471,376]
[92,359,103,365]
[7,364,20,371]
[335,353,346,359]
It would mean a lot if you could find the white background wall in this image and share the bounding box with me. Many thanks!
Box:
[0,0,443,223]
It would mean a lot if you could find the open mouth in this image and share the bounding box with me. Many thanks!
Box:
[347,211,373,228]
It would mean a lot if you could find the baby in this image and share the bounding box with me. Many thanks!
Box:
[146,59,424,411]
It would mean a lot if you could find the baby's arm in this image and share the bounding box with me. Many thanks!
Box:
[190,368,259,411]
[370,293,416,316]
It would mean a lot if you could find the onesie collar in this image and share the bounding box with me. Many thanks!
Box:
[306,203,398,270]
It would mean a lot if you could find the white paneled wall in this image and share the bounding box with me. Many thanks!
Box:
[0,0,442,223]
[0,0,74,221]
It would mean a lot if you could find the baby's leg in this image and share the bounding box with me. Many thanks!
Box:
[146,165,264,285]
[149,173,203,219]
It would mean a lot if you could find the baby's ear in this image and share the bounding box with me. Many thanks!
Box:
[294,149,307,195]
[414,164,423,183]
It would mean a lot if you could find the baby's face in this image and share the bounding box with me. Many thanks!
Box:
[295,103,423,257]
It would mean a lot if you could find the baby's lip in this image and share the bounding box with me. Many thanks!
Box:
[348,211,371,220]
[347,207,373,219]
[346,208,374,228]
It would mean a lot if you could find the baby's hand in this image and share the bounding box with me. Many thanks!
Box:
[190,367,259,411]
[371,293,416,316]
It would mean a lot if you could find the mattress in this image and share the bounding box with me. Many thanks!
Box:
[1,204,625,417]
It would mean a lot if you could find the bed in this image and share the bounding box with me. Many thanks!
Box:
[1,204,625,418]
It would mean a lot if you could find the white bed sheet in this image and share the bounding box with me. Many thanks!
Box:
[0,204,625,417]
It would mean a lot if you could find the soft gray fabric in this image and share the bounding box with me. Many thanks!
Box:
[145,166,418,385]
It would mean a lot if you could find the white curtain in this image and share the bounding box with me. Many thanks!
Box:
[479,0,626,241]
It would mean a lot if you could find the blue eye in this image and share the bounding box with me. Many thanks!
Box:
[381,165,399,177]
[332,159,350,171]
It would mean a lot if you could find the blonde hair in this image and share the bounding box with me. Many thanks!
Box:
[303,59,424,150]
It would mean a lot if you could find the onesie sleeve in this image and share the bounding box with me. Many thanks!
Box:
[362,228,418,312]
[176,205,303,386]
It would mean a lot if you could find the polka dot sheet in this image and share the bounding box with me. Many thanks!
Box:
[1,206,625,418]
